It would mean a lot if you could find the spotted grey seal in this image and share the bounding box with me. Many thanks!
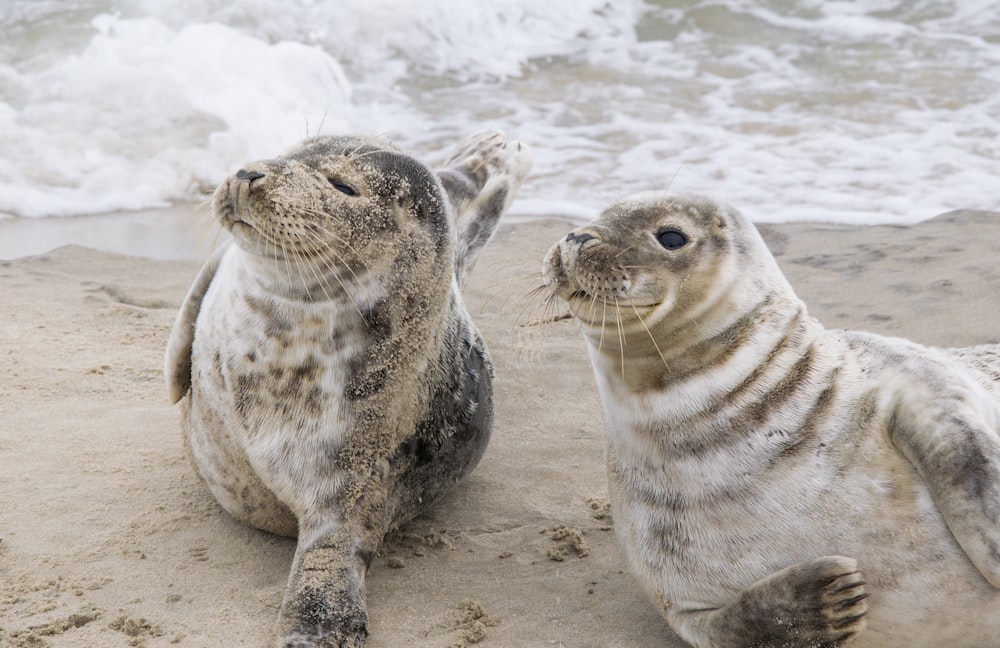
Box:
[165,131,532,646]
[542,192,1000,647]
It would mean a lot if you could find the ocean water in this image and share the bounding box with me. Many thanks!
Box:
[2,0,999,243]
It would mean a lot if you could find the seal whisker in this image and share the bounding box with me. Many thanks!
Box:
[520,283,568,326]
[345,141,384,159]
[478,261,538,289]
[540,293,572,326]
[476,268,539,315]
[596,296,609,356]
[280,238,321,299]
[588,291,604,330]
[629,300,669,371]
[191,200,225,259]
[197,222,226,264]
[505,266,560,318]
[613,296,626,380]
[296,250,336,303]
[280,209,368,326]
[524,284,550,300]
[296,230,373,312]
[260,212,280,263]
[613,245,636,261]
[299,208,373,273]
[540,290,572,327]
[267,223,320,299]
[310,256,371,325]
[304,107,331,139]
[663,163,685,194]
[279,223,375,321]
[289,226,348,298]
[282,240,329,302]
[510,292,543,334]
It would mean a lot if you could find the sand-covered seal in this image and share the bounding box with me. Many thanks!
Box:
[542,192,1000,648]
[165,131,531,646]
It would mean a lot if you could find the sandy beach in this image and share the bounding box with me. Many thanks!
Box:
[1,206,998,647]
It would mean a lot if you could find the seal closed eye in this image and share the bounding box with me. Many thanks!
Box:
[329,181,357,196]
[543,190,1000,648]
[165,131,532,647]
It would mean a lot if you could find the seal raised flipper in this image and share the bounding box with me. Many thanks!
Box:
[668,555,869,648]
[886,352,1000,588]
[164,242,232,404]
[436,130,533,284]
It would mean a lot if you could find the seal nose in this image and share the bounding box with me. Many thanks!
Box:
[565,231,596,245]
[235,169,265,183]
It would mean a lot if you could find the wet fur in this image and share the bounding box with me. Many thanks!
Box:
[542,192,1000,648]
[165,132,531,647]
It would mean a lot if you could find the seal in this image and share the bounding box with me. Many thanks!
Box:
[165,131,532,646]
[542,192,1000,648]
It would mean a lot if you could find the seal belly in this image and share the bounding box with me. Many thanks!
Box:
[183,388,299,536]
[183,252,367,537]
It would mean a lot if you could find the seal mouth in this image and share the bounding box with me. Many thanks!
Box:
[217,198,330,260]
[227,218,253,233]
[544,262,661,313]
[562,289,661,314]
[223,215,266,245]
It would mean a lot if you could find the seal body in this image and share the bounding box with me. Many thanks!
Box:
[165,132,531,646]
[542,192,1000,648]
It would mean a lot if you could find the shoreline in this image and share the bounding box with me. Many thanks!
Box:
[0,202,976,264]
[0,204,222,262]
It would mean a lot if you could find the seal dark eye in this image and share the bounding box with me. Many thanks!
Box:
[329,180,358,196]
[656,228,688,250]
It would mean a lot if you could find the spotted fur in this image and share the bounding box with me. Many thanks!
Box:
[165,132,531,647]
[543,192,1000,648]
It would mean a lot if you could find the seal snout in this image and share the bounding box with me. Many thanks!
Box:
[542,226,631,307]
[235,169,266,184]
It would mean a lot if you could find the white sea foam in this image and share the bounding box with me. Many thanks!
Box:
[1,10,351,217]
[0,0,998,228]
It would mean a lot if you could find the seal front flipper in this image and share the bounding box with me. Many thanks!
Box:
[164,242,232,404]
[889,379,1000,587]
[278,525,372,648]
[436,130,533,284]
[669,556,869,648]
